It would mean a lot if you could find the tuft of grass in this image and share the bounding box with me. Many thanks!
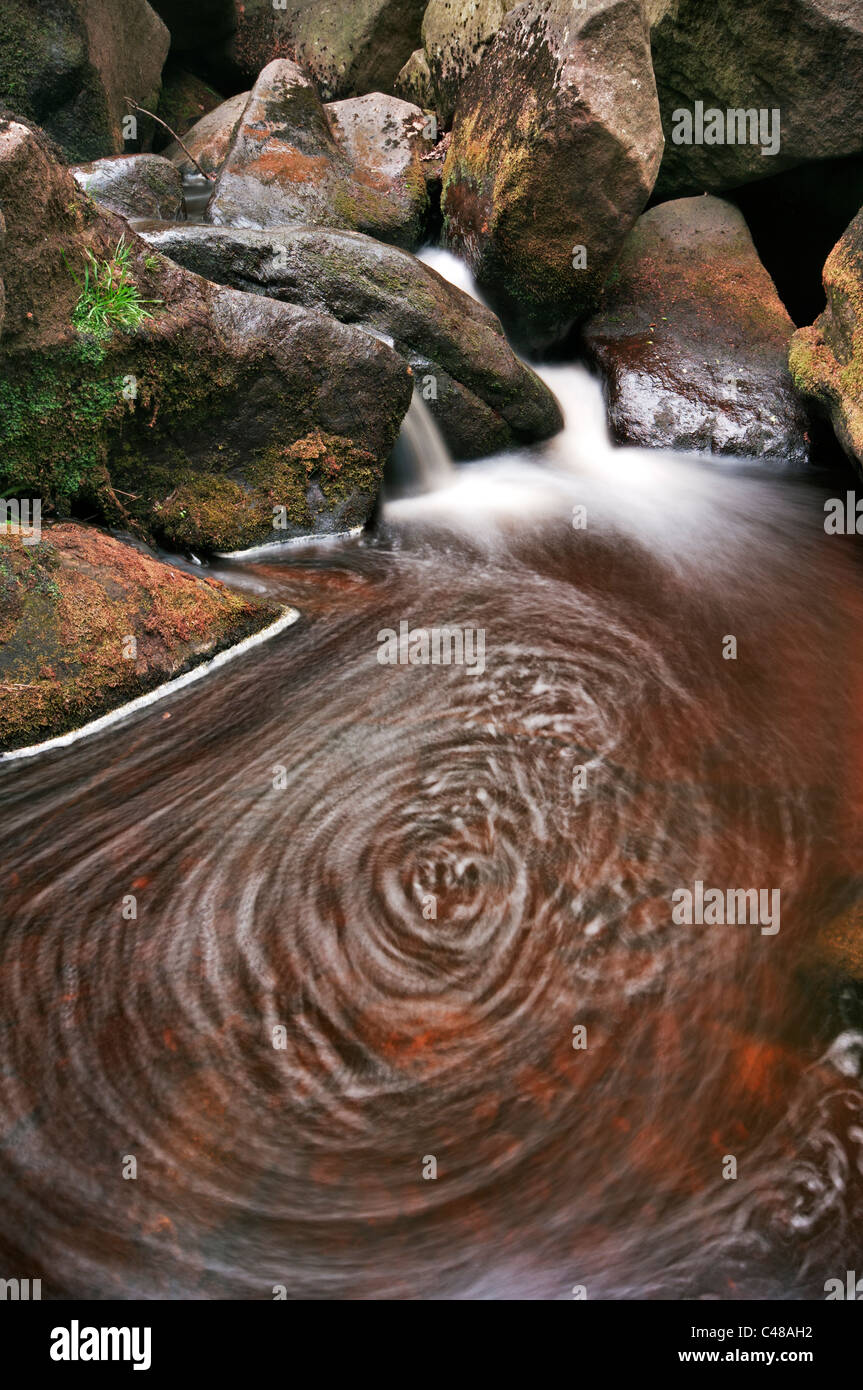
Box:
[66,236,161,340]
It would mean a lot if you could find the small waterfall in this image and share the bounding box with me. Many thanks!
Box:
[386,389,456,498]
[418,246,484,303]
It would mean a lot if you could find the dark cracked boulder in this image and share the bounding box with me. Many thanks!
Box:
[583,196,812,461]
[441,0,664,350]
[650,0,863,197]
[790,206,863,468]
[133,222,564,459]
[206,62,431,249]
[71,155,185,222]
[0,522,280,753]
[0,120,413,554]
[0,0,170,162]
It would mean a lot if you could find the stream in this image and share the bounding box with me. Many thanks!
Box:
[1,260,863,1300]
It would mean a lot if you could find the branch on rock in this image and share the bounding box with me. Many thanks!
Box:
[123,99,217,183]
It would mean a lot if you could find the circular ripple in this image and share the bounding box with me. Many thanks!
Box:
[0,499,857,1299]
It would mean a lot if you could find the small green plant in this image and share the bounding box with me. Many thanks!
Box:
[66,236,160,339]
[144,254,160,272]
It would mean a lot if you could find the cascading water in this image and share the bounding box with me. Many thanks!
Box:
[1,254,862,1300]
[386,389,455,498]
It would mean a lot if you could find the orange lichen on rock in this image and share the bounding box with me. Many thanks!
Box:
[0,522,279,750]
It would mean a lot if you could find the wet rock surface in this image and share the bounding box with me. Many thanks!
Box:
[584,196,812,460]
[206,62,431,249]
[0,121,413,555]
[137,221,562,459]
[71,154,185,222]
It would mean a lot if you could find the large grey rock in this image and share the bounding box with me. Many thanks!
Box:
[651,0,863,196]
[72,155,185,222]
[207,62,431,249]
[135,222,564,459]
[790,206,863,468]
[165,91,250,177]
[584,196,812,461]
[0,0,170,161]
[441,0,664,349]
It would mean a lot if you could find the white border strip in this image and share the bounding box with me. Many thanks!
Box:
[0,606,300,764]
[216,526,364,561]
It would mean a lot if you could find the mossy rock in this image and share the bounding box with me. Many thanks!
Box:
[155,69,223,147]
[0,122,413,553]
[149,433,383,552]
[0,0,169,161]
[223,0,427,101]
[650,0,863,198]
[441,0,663,350]
[71,155,185,222]
[0,522,278,751]
[135,222,563,459]
[790,205,863,466]
[207,62,431,251]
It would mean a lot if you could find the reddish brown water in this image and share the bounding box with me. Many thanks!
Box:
[1,369,863,1299]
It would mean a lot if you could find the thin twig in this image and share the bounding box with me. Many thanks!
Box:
[123,98,217,182]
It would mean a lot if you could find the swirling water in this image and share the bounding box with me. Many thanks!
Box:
[1,353,863,1299]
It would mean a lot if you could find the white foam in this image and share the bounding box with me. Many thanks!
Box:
[417,247,484,303]
[216,526,364,560]
[0,606,300,764]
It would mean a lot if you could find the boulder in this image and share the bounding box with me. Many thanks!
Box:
[134,222,563,458]
[441,0,664,350]
[583,196,812,461]
[0,0,170,161]
[790,207,863,467]
[221,0,427,101]
[422,0,520,126]
[155,69,223,146]
[207,62,430,249]
[165,91,249,177]
[72,155,185,223]
[394,49,435,110]
[0,121,413,553]
[650,0,863,197]
[0,522,280,752]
